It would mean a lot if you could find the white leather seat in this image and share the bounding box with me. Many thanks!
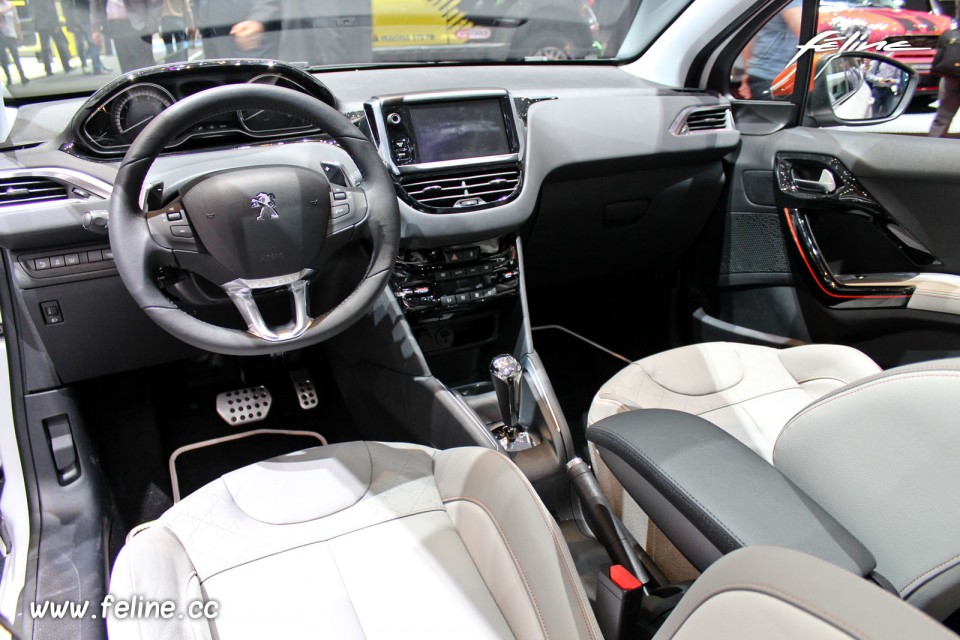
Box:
[586,341,881,580]
[653,546,959,640]
[108,438,960,640]
[588,342,881,462]
[107,442,602,640]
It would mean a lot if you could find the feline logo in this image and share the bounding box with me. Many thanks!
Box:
[251,192,280,221]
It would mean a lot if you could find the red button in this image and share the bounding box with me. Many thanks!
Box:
[610,565,643,591]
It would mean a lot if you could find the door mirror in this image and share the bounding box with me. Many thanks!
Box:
[806,51,917,127]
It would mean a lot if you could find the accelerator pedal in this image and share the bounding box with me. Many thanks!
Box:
[216,385,273,425]
[289,369,318,410]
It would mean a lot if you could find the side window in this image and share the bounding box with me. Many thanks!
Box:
[732,0,804,101]
[732,0,960,138]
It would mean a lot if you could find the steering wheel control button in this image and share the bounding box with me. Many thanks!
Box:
[289,369,319,410]
[332,204,350,217]
[216,386,272,425]
[40,301,63,324]
[165,210,183,222]
[333,191,348,201]
[170,225,194,238]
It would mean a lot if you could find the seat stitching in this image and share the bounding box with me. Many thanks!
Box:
[793,375,851,385]
[442,496,551,640]
[596,382,802,420]
[195,507,446,583]
[900,551,960,597]
[499,459,602,640]
[589,429,745,550]
[773,372,960,464]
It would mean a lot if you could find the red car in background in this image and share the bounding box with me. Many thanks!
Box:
[818,0,954,95]
[752,0,955,99]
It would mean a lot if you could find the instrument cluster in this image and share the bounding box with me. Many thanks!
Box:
[71,60,339,158]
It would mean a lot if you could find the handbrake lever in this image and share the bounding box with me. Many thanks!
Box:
[567,457,651,593]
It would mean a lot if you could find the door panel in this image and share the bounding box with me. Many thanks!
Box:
[699,128,960,367]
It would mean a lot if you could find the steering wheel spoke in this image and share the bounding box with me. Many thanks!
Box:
[222,270,315,342]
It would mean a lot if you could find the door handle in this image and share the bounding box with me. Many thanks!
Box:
[792,169,837,194]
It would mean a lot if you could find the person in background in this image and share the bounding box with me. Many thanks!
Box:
[194,0,279,60]
[64,0,109,74]
[865,58,902,118]
[33,0,74,75]
[90,0,164,72]
[279,0,371,65]
[0,0,26,85]
[160,0,194,62]
[739,0,802,100]
[929,7,960,137]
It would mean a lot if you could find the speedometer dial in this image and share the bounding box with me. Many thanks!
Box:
[238,74,316,134]
[112,84,175,144]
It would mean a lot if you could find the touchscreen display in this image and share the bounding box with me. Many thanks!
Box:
[408,99,510,163]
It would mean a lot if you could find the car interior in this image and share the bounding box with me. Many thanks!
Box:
[0,0,958,638]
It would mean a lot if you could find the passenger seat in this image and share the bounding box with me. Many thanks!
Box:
[586,341,881,578]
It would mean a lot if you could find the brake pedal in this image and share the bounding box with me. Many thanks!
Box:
[290,369,318,410]
[216,386,273,425]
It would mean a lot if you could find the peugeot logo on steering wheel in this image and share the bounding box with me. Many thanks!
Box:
[251,192,280,221]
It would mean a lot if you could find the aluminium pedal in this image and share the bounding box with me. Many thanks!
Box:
[216,386,273,425]
[289,369,318,410]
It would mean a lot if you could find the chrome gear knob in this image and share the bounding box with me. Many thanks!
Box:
[490,354,522,432]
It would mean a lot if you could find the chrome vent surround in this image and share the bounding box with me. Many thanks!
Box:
[672,106,734,135]
[400,165,521,210]
[0,169,111,209]
[0,176,68,206]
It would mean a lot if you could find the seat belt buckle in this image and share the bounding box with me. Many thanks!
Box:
[595,564,644,640]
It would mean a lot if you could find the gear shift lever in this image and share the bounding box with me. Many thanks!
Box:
[490,354,522,438]
[489,354,538,450]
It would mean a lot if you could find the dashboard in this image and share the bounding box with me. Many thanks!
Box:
[0,61,740,387]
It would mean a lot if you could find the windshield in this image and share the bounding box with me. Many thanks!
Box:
[0,0,667,101]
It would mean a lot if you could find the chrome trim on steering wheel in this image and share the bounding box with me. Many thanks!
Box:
[222,269,315,342]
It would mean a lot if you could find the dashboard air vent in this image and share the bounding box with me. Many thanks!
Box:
[400,166,521,210]
[675,107,732,135]
[0,176,68,206]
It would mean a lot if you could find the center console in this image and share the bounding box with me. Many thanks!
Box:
[365,89,524,213]
[392,238,520,321]
[332,88,572,489]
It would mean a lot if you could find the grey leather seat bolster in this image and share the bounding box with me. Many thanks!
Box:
[587,409,875,576]
[653,547,958,640]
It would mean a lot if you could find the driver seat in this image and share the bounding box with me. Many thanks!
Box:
[107,442,602,640]
[108,441,960,640]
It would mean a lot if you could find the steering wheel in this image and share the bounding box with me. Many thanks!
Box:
[109,84,400,355]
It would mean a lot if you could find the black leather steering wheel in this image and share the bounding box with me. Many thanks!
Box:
[109,84,399,355]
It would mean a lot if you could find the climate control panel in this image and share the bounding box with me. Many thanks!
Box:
[392,238,520,317]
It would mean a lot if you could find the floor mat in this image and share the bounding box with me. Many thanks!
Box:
[82,352,358,546]
[170,429,327,501]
